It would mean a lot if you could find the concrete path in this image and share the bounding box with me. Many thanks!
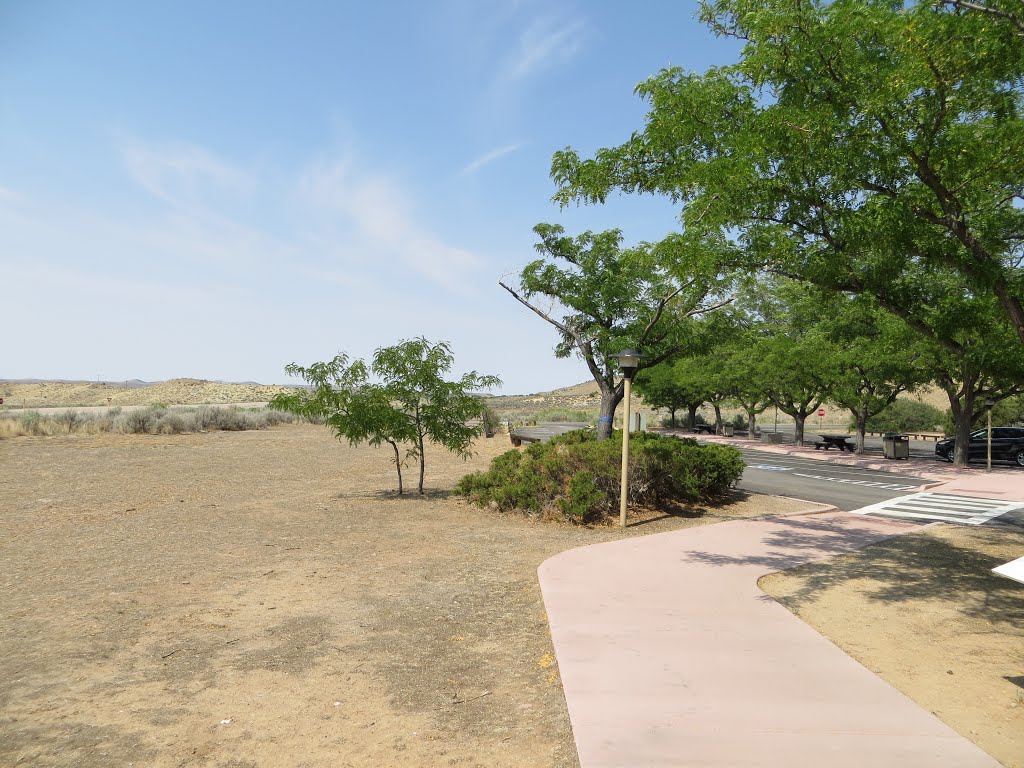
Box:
[539,511,1003,767]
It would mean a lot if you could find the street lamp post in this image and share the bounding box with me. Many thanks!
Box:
[985,398,995,470]
[612,349,642,528]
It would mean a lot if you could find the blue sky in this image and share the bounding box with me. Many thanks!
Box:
[0,0,741,394]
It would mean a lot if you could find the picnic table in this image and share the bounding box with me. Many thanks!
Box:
[815,434,854,452]
[692,424,717,435]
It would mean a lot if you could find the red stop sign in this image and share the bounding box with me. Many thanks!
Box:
[817,408,826,417]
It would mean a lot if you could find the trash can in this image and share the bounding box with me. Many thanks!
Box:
[883,433,910,460]
[723,424,735,437]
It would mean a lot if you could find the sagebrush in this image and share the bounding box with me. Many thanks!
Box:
[0,406,304,437]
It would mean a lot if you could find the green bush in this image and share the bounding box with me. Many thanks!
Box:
[862,400,944,433]
[455,430,744,524]
[19,411,44,435]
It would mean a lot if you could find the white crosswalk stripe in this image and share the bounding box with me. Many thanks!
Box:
[851,492,1024,525]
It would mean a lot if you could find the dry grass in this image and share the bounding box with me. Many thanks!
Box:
[0,424,807,768]
[761,524,1024,767]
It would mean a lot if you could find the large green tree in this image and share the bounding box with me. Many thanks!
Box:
[551,0,1024,349]
[822,297,932,452]
[500,224,731,439]
[270,339,500,495]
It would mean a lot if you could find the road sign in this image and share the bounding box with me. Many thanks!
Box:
[817,408,826,417]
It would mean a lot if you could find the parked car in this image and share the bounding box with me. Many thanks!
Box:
[935,427,1024,466]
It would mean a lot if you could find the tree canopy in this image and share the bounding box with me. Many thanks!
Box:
[270,339,499,494]
[551,0,1024,350]
[500,223,732,438]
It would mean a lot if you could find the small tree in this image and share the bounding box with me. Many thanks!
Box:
[270,339,500,495]
[372,338,501,495]
[269,354,416,493]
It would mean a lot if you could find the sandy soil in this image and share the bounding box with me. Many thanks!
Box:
[761,524,1024,768]
[0,424,806,768]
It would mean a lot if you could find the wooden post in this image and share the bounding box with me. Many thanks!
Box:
[619,378,632,528]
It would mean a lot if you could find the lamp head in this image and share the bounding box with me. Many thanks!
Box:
[611,349,643,381]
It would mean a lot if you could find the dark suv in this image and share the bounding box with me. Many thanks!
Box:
[935,427,1024,466]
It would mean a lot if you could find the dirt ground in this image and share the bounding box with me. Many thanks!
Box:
[761,524,1024,768]
[0,424,805,768]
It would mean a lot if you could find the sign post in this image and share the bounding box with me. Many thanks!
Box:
[817,407,826,430]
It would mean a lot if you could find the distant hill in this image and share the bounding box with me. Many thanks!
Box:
[0,376,954,426]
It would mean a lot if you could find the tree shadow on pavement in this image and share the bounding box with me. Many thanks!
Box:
[682,517,1024,627]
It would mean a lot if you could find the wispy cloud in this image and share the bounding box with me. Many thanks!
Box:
[121,140,252,206]
[299,155,483,291]
[461,143,522,175]
[503,15,586,81]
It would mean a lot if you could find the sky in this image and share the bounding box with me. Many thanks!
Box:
[0,0,743,394]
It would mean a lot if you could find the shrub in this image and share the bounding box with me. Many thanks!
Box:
[58,409,81,433]
[19,411,44,435]
[156,412,190,434]
[480,405,501,436]
[862,400,944,433]
[455,430,744,524]
[118,408,158,434]
[0,404,296,438]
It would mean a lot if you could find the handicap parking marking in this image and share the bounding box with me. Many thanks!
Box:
[791,472,920,492]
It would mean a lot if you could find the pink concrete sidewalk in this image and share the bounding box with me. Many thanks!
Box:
[539,511,1003,767]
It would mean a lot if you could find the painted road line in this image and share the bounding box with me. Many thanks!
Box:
[736,454,926,483]
[851,493,1024,525]
[791,472,920,492]
[748,465,792,471]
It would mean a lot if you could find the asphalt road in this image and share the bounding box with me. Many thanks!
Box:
[735,447,930,511]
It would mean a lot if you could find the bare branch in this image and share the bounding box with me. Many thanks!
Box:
[936,0,1024,35]
[498,281,571,335]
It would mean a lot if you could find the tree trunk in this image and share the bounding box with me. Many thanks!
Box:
[746,409,756,433]
[417,429,427,495]
[793,414,807,446]
[669,407,677,428]
[948,389,976,468]
[713,404,722,433]
[854,409,868,453]
[596,385,624,440]
[389,440,404,495]
[687,404,699,430]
